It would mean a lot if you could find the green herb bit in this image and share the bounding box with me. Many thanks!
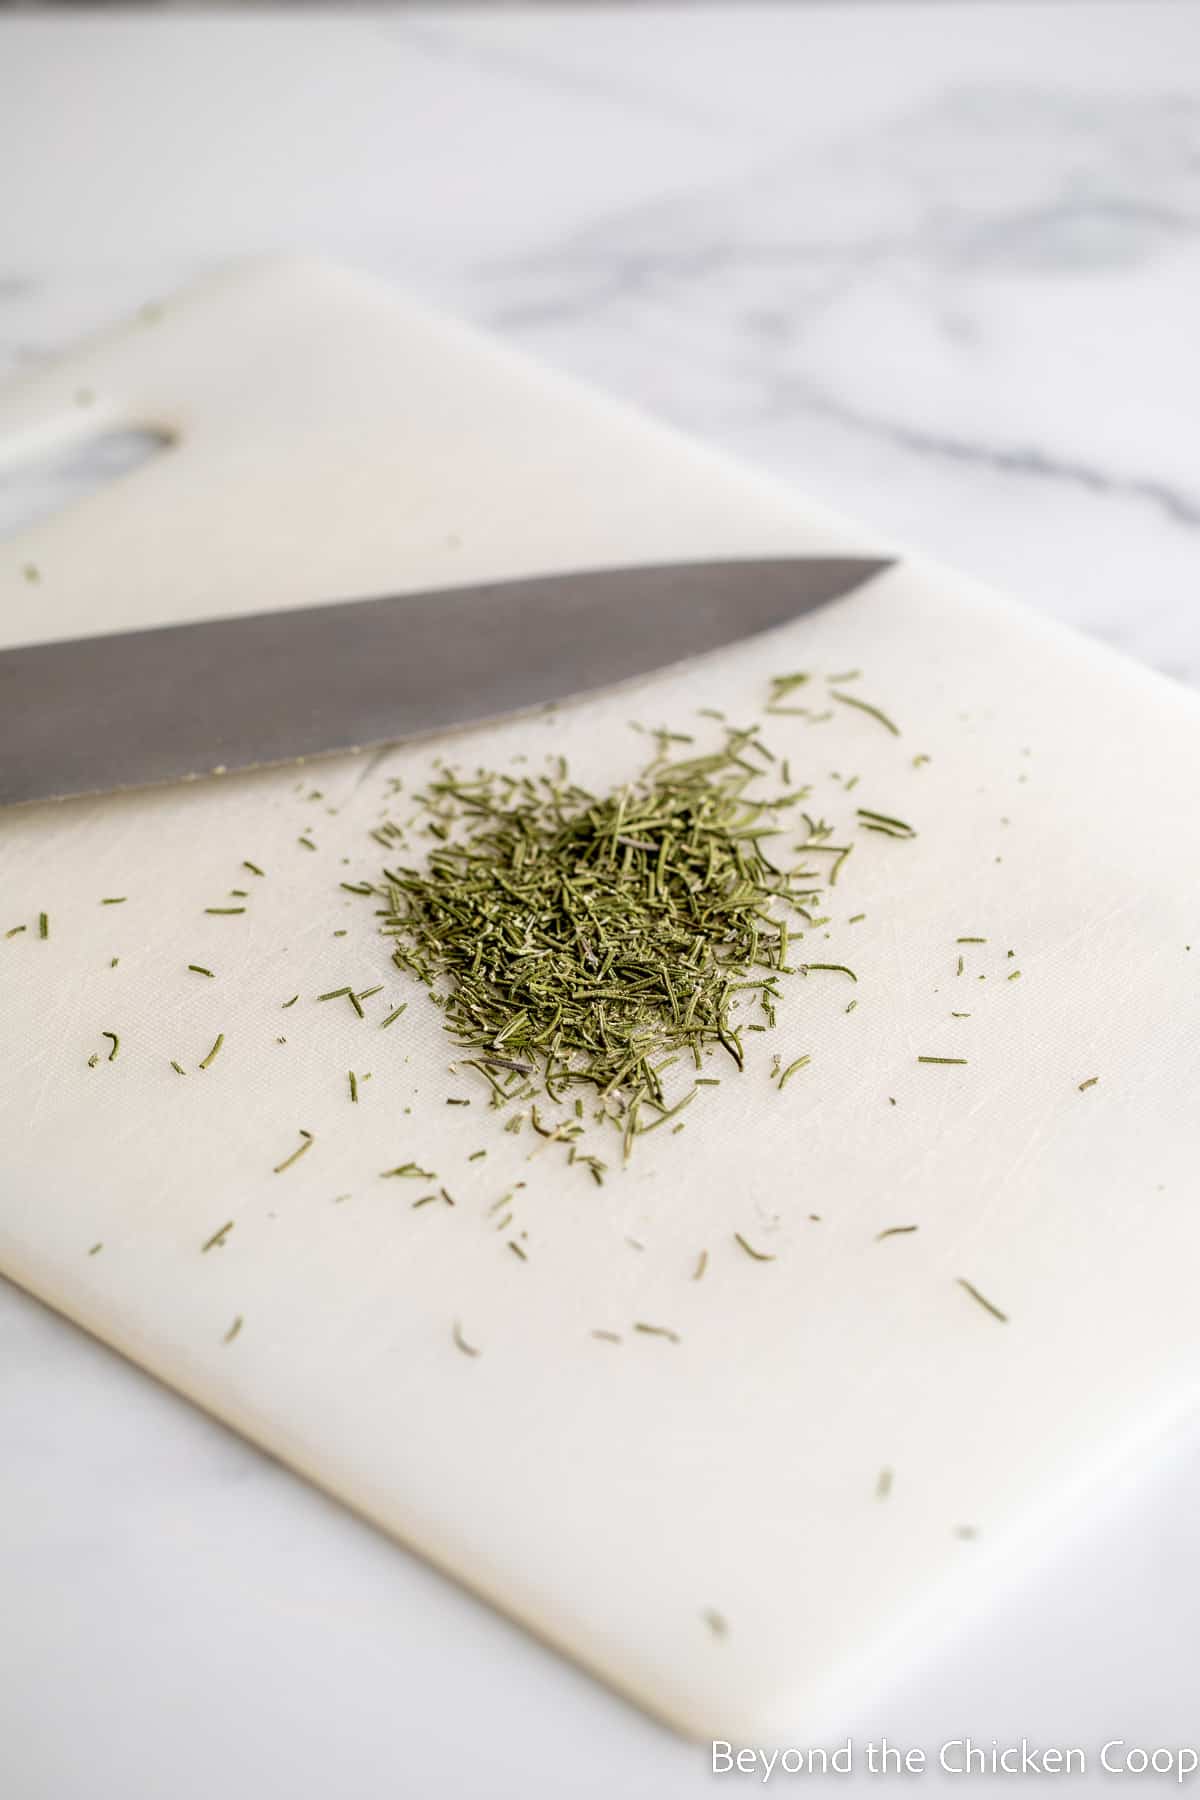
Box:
[692,1249,708,1281]
[4,925,26,938]
[918,1056,968,1066]
[848,913,866,924]
[381,1161,436,1180]
[223,1315,244,1344]
[348,1071,359,1103]
[380,1004,407,1029]
[956,936,987,944]
[88,1243,103,1257]
[856,807,915,838]
[317,987,351,1002]
[298,836,317,851]
[634,1322,680,1343]
[202,1221,234,1253]
[188,964,214,978]
[198,1032,224,1070]
[957,1278,1008,1323]
[204,907,245,916]
[170,1060,187,1077]
[1078,1075,1100,1093]
[801,963,856,982]
[592,1330,622,1344]
[282,994,299,1009]
[1008,969,1022,981]
[468,1149,487,1162]
[507,1240,528,1261]
[734,1232,776,1262]
[876,1467,894,1500]
[101,1030,119,1062]
[876,1224,918,1241]
[452,1321,480,1358]
[702,1609,728,1639]
[830,690,900,736]
[38,912,49,940]
[243,861,266,877]
[777,1054,811,1090]
[827,669,861,684]
[87,1054,99,1069]
[769,673,810,701]
[273,1130,313,1174]
[100,896,127,906]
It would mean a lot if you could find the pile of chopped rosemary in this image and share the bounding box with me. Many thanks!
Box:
[377,726,862,1165]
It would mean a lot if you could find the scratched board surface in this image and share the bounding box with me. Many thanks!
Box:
[2,260,1199,1739]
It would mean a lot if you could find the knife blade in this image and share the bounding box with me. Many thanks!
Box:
[0,557,890,808]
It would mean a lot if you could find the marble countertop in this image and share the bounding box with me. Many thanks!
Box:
[3,7,1199,1796]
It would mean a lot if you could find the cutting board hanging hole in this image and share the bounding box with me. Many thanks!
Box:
[0,424,173,540]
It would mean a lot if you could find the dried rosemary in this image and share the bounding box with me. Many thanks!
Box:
[375,730,882,1161]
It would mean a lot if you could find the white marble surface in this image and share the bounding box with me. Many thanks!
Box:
[3,6,1200,1796]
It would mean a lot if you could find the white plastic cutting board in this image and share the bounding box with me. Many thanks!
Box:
[2,259,1200,1742]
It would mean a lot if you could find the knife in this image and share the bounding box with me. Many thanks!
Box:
[0,557,890,808]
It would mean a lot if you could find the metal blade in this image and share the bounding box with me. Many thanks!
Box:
[0,557,890,808]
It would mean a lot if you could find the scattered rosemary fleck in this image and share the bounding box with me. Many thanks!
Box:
[876,1224,918,1241]
[957,1278,1008,1323]
[348,1071,359,1103]
[282,995,299,1009]
[243,861,265,877]
[273,1130,313,1174]
[692,1249,709,1281]
[634,1322,680,1343]
[876,1467,894,1500]
[830,690,900,736]
[101,896,127,906]
[198,1033,224,1070]
[202,1221,234,1253]
[188,964,214,978]
[101,1030,119,1061]
[380,1004,407,1029]
[87,1054,99,1068]
[223,1315,244,1344]
[734,1232,775,1262]
[39,912,49,939]
[452,1320,480,1357]
[1078,1075,1100,1092]
[702,1608,729,1639]
[4,925,26,938]
[856,807,915,840]
[88,1243,103,1257]
[918,1055,967,1066]
[382,1161,436,1180]
[204,907,245,916]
